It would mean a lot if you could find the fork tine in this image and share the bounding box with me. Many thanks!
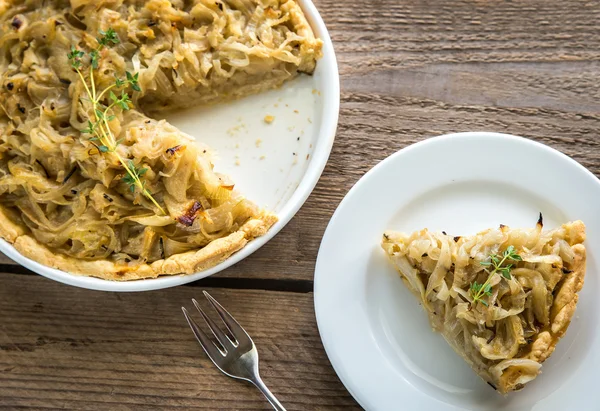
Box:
[192,298,235,350]
[181,307,225,359]
[203,291,252,344]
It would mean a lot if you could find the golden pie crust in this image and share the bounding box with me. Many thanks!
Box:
[0,204,277,280]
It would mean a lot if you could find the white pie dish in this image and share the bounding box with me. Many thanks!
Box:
[0,0,339,292]
[314,132,599,410]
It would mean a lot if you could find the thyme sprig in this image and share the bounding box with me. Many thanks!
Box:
[68,29,165,214]
[469,246,522,307]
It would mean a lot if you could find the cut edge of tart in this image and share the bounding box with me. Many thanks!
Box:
[381,216,586,394]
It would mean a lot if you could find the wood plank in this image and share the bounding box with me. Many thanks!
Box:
[0,273,358,410]
[0,253,15,265]
[3,0,600,283]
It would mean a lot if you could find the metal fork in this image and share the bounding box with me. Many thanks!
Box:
[182,291,286,411]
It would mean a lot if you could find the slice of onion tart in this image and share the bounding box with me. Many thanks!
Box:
[381,216,586,394]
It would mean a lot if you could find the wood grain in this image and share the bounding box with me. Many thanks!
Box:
[0,274,357,410]
[3,0,600,408]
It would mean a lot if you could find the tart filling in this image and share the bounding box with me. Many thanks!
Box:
[381,216,586,393]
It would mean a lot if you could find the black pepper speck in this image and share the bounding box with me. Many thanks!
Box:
[11,17,22,30]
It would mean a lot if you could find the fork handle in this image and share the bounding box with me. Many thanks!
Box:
[251,376,286,411]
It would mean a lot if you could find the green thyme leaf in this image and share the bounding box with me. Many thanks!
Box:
[90,49,100,69]
[469,281,481,297]
[116,91,131,110]
[67,46,84,69]
[81,120,95,134]
[67,46,84,60]
[470,246,522,308]
[125,71,141,91]
[98,28,119,46]
[122,173,134,185]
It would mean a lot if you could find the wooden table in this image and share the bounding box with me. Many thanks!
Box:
[1,0,598,409]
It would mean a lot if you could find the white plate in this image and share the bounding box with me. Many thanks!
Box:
[0,0,339,292]
[314,132,600,411]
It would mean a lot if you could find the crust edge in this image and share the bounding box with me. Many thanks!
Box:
[497,234,586,393]
[0,204,277,281]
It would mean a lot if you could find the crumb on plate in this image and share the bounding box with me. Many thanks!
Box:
[227,124,246,136]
